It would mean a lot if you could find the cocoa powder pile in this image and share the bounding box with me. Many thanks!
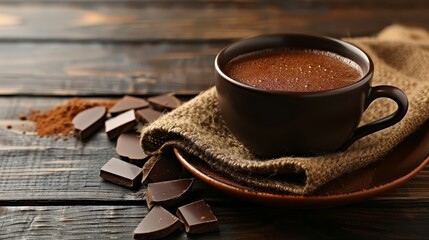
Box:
[29,98,116,138]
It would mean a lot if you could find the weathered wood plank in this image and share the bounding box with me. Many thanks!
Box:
[1,134,427,203]
[0,117,429,204]
[0,43,219,96]
[0,4,427,41]
[0,205,149,239]
[1,97,429,203]
[1,203,429,239]
[0,97,137,202]
[1,0,428,7]
[0,96,227,203]
[0,124,227,203]
[0,126,141,202]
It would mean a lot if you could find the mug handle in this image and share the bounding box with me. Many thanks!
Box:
[340,85,409,150]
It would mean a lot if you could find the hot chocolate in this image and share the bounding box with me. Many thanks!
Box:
[224,48,364,92]
[215,34,408,157]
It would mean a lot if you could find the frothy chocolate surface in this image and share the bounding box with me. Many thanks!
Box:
[224,48,363,92]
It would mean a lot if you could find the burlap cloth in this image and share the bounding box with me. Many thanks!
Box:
[140,25,429,195]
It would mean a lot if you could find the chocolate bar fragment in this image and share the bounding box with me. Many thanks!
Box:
[100,157,142,189]
[146,178,194,209]
[148,94,181,111]
[109,95,149,116]
[72,106,107,140]
[116,133,149,167]
[133,205,182,240]
[176,200,219,234]
[142,155,183,185]
[105,109,137,140]
[136,108,163,124]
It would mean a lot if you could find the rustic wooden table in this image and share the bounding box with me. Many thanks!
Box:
[1,1,429,239]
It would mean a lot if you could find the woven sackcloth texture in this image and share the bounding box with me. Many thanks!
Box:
[140,25,429,195]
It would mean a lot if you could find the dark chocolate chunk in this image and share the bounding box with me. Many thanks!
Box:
[100,157,142,189]
[142,155,183,185]
[148,94,181,111]
[176,200,219,234]
[133,205,182,240]
[116,132,148,166]
[72,106,107,140]
[146,178,194,209]
[105,109,137,140]
[109,95,149,116]
[136,108,163,124]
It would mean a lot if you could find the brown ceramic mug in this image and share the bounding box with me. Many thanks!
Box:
[214,34,408,158]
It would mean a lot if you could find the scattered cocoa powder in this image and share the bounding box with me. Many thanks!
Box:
[29,98,117,138]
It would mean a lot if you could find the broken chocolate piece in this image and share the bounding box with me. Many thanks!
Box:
[176,200,219,234]
[133,205,182,240]
[100,157,142,189]
[142,155,183,185]
[116,132,148,166]
[136,108,163,124]
[72,106,107,140]
[146,178,194,209]
[148,94,181,111]
[105,109,137,140]
[109,95,149,116]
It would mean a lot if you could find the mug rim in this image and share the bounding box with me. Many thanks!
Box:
[214,33,374,96]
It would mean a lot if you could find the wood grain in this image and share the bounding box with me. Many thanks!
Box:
[0,1,428,239]
[1,0,428,6]
[0,97,429,204]
[0,3,426,41]
[0,126,141,202]
[0,97,227,203]
[0,43,220,96]
[1,203,429,239]
[0,205,148,239]
[0,124,228,203]
[0,0,428,7]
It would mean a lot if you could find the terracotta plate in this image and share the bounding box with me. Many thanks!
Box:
[174,121,429,207]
